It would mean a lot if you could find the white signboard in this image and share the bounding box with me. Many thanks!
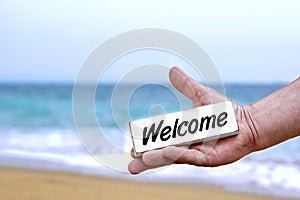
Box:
[129,101,239,156]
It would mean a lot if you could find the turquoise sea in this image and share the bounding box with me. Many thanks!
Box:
[0,83,299,198]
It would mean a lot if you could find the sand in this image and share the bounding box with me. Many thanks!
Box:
[0,167,287,200]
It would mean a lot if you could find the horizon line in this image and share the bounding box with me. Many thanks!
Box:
[0,80,288,85]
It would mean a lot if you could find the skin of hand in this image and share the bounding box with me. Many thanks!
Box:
[128,66,258,174]
[128,67,300,174]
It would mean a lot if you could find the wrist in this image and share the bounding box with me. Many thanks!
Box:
[239,105,261,153]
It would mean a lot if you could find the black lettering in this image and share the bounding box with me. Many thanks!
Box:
[160,126,171,141]
[178,121,188,136]
[217,112,228,127]
[172,118,179,138]
[143,120,164,145]
[188,119,198,134]
[199,115,216,131]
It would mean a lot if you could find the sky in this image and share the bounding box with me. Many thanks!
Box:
[0,0,299,83]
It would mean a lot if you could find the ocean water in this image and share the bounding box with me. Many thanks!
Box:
[0,83,300,198]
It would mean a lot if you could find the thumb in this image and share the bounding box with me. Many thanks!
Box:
[169,66,227,106]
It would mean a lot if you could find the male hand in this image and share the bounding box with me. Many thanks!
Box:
[128,66,258,174]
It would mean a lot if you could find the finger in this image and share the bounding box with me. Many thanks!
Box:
[128,158,151,174]
[169,66,205,100]
[142,147,175,167]
[128,147,177,174]
[128,148,175,174]
[169,67,228,106]
[130,148,137,158]
[161,146,208,166]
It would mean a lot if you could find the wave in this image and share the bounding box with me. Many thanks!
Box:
[0,128,299,198]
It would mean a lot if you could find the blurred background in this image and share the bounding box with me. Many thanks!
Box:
[0,0,299,199]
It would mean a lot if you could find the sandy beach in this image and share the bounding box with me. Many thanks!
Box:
[0,167,289,200]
